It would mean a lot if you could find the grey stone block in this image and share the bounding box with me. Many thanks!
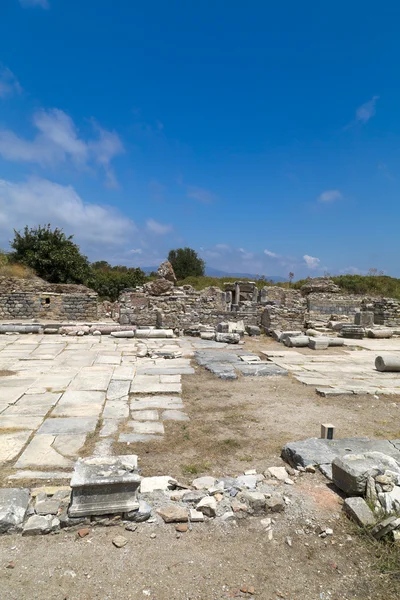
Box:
[308,337,329,350]
[282,437,400,468]
[332,452,400,495]
[375,355,400,372]
[215,333,240,344]
[235,364,288,377]
[343,497,376,527]
[0,488,29,533]
[22,514,60,536]
[205,363,237,380]
[69,455,140,517]
[124,500,152,522]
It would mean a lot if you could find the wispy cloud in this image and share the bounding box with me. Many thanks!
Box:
[186,185,215,204]
[128,248,143,255]
[0,108,124,186]
[378,163,394,181]
[317,189,342,203]
[264,249,279,258]
[19,0,49,7]
[355,96,379,124]
[146,218,173,235]
[0,66,22,98]
[303,254,320,270]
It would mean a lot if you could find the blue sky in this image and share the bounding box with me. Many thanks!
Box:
[0,1,399,278]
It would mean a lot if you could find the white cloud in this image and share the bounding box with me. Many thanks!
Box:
[264,249,279,258]
[0,177,135,248]
[146,218,173,235]
[355,96,379,124]
[0,66,22,98]
[317,189,342,203]
[303,255,320,270]
[238,248,254,260]
[0,109,124,185]
[215,243,230,250]
[128,248,142,255]
[186,185,214,204]
[19,0,49,7]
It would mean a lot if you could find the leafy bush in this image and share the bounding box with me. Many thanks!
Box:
[90,265,146,301]
[168,247,205,279]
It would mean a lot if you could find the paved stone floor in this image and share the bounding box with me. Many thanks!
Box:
[262,337,400,396]
[0,334,228,480]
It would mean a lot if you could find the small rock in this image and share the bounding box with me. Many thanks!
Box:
[125,523,138,532]
[124,500,152,523]
[157,505,188,523]
[6,561,15,569]
[150,533,157,539]
[286,536,292,547]
[265,494,285,513]
[22,515,59,536]
[219,511,235,522]
[182,490,206,503]
[260,518,272,528]
[189,509,204,522]
[196,496,217,517]
[192,476,216,490]
[240,491,266,514]
[284,478,294,486]
[175,523,188,533]
[267,467,288,481]
[305,465,316,473]
[35,500,61,516]
[77,528,90,538]
[112,535,128,548]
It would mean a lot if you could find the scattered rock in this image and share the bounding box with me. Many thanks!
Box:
[0,488,30,533]
[77,528,90,538]
[112,535,128,548]
[196,496,217,517]
[267,467,288,481]
[189,509,204,522]
[343,497,376,528]
[22,515,60,536]
[175,523,188,533]
[125,522,138,532]
[35,500,61,516]
[124,500,152,522]
[265,494,285,513]
[192,476,216,490]
[157,505,188,523]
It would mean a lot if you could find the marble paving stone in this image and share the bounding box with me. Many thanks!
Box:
[68,367,113,391]
[128,421,165,435]
[14,392,61,406]
[112,366,135,380]
[0,415,43,430]
[52,434,87,457]
[119,433,163,443]
[95,355,122,365]
[15,434,73,468]
[59,390,106,404]
[37,417,97,435]
[131,410,159,421]
[0,387,31,404]
[136,367,195,375]
[100,419,122,437]
[0,431,31,464]
[51,402,103,417]
[102,400,129,419]
[161,410,190,421]
[27,372,77,394]
[130,381,182,394]
[106,380,131,400]
[159,375,181,383]
[4,403,54,417]
[130,396,184,410]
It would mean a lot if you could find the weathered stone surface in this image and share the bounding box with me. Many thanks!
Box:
[375,355,400,372]
[332,452,400,495]
[215,333,240,344]
[308,337,329,350]
[112,535,128,548]
[0,431,31,464]
[205,363,237,380]
[189,508,205,522]
[128,421,164,435]
[37,417,98,436]
[196,496,217,517]
[343,497,376,527]
[15,434,73,469]
[282,437,400,468]
[161,410,190,421]
[235,364,288,376]
[124,500,152,522]
[192,476,216,490]
[236,475,257,490]
[240,491,266,513]
[371,516,400,540]
[157,505,188,523]
[0,488,29,533]
[265,494,285,513]
[144,279,174,296]
[157,261,177,283]
[182,490,206,503]
[267,466,288,481]
[22,514,60,536]
[69,455,140,517]
[140,476,177,493]
[35,499,61,515]
[284,335,309,348]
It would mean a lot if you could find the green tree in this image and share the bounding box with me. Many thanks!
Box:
[90,266,146,301]
[167,247,205,279]
[10,224,91,284]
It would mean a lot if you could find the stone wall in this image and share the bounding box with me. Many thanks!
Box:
[371,298,400,327]
[0,277,98,321]
[117,286,262,331]
[260,289,306,332]
[305,293,365,326]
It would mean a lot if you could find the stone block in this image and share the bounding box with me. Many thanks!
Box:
[343,497,376,527]
[284,335,309,348]
[196,496,217,517]
[332,452,400,495]
[0,488,29,533]
[355,311,374,327]
[140,476,177,493]
[246,325,261,336]
[69,455,140,517]
[215,333,240,344]
[308,337,329,350]
[22,514,60,536]
[375,355,400,372]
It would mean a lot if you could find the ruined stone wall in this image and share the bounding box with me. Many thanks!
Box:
[305,293,365,325]
[118,288,262,330]
[371,298,400,327]
[0,277,98,321]
[260,289,306,332]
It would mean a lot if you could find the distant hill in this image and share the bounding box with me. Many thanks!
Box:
[141,265,285,282]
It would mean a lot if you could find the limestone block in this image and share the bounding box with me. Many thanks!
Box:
[343,497,376,527]
[0,488,29,533]
[308,337,329,350]
[284,335,309,347]
[332,452,400,495]
[69,455,140,517]
[215,332,240,344]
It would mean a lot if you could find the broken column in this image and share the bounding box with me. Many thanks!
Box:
[375,355,400,372]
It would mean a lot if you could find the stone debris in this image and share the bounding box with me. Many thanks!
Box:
[112,534,128,548]
[332,451,400,495]
[0,488,30,533]
[196,496,217,517]
[343,497,376,528]
[22,514,60,536]
[157,505,189,523]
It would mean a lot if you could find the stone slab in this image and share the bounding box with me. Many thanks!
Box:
[162,410,190,421]
[282,437,400,468]
[0,415,43,430]
[0,488,30,533]
[37,417,98,435]
[131,410,159,421]
[130,396,183,410]
[0,431,31,464]
[235,364,288,377]
[205,363,237,380]
[332,451,400,495]
[15,434,73,468]
[343,497,376,527]
[100,419,122,437]
[128,421,165,435]
[130,381,182,394]
[106,380,131,400]
[8,471,72,481]
[102,400,129,419]
[119,433,163,443]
